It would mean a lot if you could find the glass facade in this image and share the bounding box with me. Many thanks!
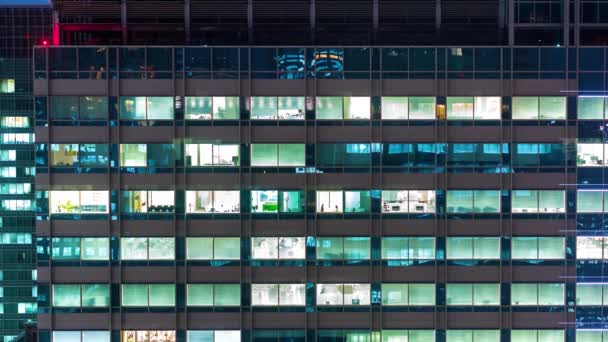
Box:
[30,45,608,342]
[0,5,51,342]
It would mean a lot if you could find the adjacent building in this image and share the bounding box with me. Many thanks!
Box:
[0,1,51,341]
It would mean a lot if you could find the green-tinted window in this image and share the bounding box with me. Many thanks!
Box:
[149,284,175,306]
[382,97,408,119]
[146,97,174,120]
[251,96,278,119]
[120,144,147,167]
[576,284,606,305]
[316,97,343,119]
[577,191,605,213]
[447,97,473,120]
[214,237,241,259]
[120,96,146,119]
[576,330,603,342]
[446,283,499,306]
[122,284,149,306]
[213,284,241,306]
[186,237,213,260]
[278,144,305,166]
[82,284,110,307]
[187,284,213,306]
[51,237,80,260]
[511,237,537,259]
[185,96,212,120]
[512,283,564,306]
[446,237,500,260]
[578,96,605,119]
[317,237,343,259]
[251,144,277,166]
[344,237,370,259]
[381,237,435,260]
[539,97,566,120]
[512,97,538,120]
[512,237,564,260]
[409,97,436,119]
[344,190,371,213]
[447,330,500,342]
[381,283,435,306]
[52,284,81,307]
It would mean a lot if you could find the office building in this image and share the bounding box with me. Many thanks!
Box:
[28,1,608,342]
[32,44,608,342]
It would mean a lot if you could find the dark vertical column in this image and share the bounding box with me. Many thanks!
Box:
[508,0,514,45]
[435,0,441,40]
[248,0,253,44]
[372,0,379,44]
[310,0,316,44]
[574,0,580,45]
[563,0,570,46]
[121,0,128,44]
[184,0,191,44]
[498,0,506,43]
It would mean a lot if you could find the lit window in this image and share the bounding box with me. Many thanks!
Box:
[316,96,370,120]
[446,283,500,306]
[381,190,436,213]
[251,190,304,213]
[185,190,240,213]
[121,237,175,260]
[446,330,500,342]
[381,237,436,260]
[577,143,606,167]
[52,284,110,307]
[381,283,435,306]
[250,237,305,259]
[121,190,175,213]
[251,284,306,306]
[185,96,239,120]
[121,331,176,342]
[446,190,500,213]
[576,237,607,259]
[121,284,175,307]
[511,330,563,342]
[511,283,564,306]
[184,143,239,167]
[578,96,607,120]
[446,237,500,260]
[576,330,608,342]
[186,284,240,306]
[187,331,240,342]
[0,79,15,93]
[0,116,29,128]
[511,190,565,213]
[316,237,370,260]
[512,96,566,120]
[49,190,109,214]
[52,331,110,342]
[120,96,174,120]
[316,283,370,306]
[186,237,240,260]
[250,144,305,167]
[576,284,608,306]
[511,237,564,260]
